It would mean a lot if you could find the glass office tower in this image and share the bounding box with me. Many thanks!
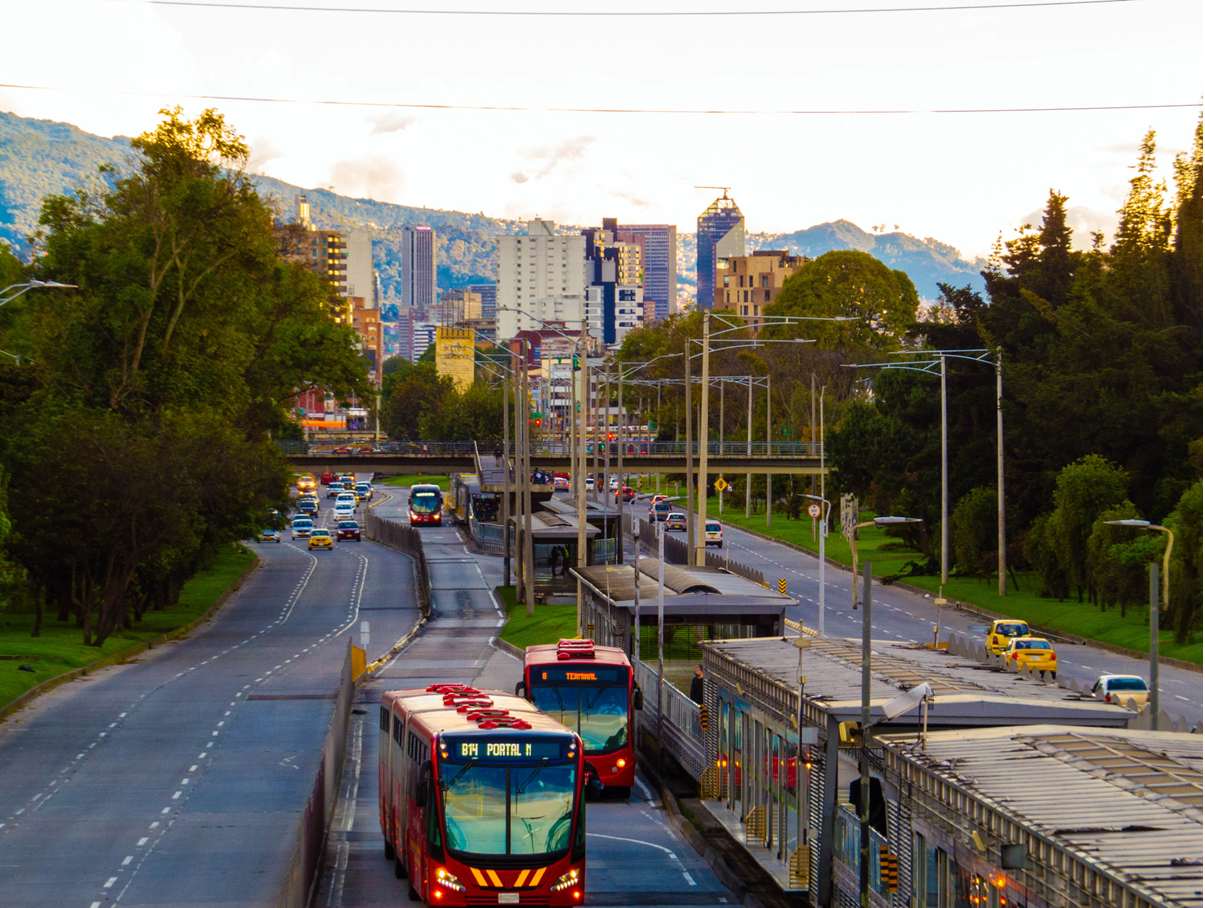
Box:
[696,193,745,310]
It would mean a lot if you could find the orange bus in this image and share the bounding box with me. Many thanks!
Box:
[379,684,587,906]
[517,640,642,799]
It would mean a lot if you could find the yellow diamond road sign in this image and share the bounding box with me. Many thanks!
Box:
[714,478,729,492]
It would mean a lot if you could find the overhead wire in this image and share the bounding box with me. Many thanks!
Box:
[102,0,1145,15]
[0,84,1196,115]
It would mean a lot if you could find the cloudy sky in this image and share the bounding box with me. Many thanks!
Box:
[3,0,1200,257]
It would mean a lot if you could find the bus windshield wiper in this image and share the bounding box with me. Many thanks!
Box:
[584,685,612,716]
[443,758,477,791]
[515,758,549,795]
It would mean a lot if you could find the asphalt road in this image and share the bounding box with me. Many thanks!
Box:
[316,486,736,908]
[596,492,1203,728]
[0,480,421,908]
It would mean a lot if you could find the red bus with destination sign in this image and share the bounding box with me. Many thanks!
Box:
[517,640,642,799]
[379,684,587,906]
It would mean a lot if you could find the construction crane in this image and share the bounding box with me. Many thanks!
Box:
[694,185,731,199]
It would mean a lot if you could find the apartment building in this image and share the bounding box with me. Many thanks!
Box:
[717,250,807,331]
[495,219,588,340]
[616,223,677,321]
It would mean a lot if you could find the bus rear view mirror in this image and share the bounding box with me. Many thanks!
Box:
[633,687,644,711]
[515,681,526,697]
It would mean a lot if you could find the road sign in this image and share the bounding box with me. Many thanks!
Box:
[714,478,729,493]
[648,420,655,430]
[778,578,787,594]
[807,503,822,519]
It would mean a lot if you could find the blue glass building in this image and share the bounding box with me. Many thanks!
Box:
[696,193,745,310]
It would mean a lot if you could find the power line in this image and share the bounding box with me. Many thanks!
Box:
[0,83,1198,115]
[103,0,1144,15]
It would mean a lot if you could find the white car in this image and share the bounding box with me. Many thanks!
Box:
[705,521,724,547]
[291,517,313,539]
[1090,674,1150,708]
[334,506,355,523]
[609,476,620,490]
[336,492,356,509]
[585,476,595,491]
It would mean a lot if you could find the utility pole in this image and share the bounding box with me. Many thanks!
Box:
[503,372,511,588]
[696,312,711,567]
[522,341,534,615]
[746,375,753,519]
[577,328,588,634]
[859,562,872,908]
[766,374,772,528]
[513,350,525,604]
[684,340,695,557]
[941,354,949,586]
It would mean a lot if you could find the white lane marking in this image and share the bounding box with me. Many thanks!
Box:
[104,878,117,888]
[172,791,182,800]
[190,765,198,772]
[683,872,697,886]
[633,775,656,803]
[587,832,679,856]
[138,837,149,846]
[122,856,133,866]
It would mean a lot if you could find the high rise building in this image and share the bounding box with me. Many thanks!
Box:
[696,192,745,311]
[274,222,350,322]
[350,296,384,387]
[441,288,483,323]
[401,226,437,310]
[583,221,643,346]
[717,250,808,332]
[346,230,375,309]
[616,224,677,321]
[495,219,587,340]
[468,283,497,319]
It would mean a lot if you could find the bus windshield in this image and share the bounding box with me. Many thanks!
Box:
[529,667,630,754]
[439,758,576,857]
[410,489,441,515]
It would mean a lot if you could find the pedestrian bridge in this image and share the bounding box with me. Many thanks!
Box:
[280,440,827,477]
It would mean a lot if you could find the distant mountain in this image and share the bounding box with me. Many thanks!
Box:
[752,221,988,299]
[1,110,987,305]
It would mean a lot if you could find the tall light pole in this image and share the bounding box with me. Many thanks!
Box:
[695,312,711,566]
[1104,518,1174,729]
[848,516,921,609]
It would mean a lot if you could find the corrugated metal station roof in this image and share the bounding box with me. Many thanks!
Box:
[703,636,1135,726]
[573,560,795,609]
[881,725,1203,908]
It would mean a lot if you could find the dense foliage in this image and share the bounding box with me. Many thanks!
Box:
[0,108,368,644]
[380,357,506,442]
[827,120,1202,640]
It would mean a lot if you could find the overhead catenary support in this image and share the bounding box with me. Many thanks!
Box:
[746,374,753,519]
[685,339,695,556]
[766,373,772,528]
[503,372,511,588]
[696,311,711,566]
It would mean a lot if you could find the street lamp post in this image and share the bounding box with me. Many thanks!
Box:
[848,516,922,609]
[695,312,711,566]
[1104,519,1174,729]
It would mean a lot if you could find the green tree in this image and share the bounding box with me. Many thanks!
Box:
[1046,455,1132,603]
[762,250,919,350]
[381,361,450,439]
[1165,480,1201,644]
[952,487,997,578]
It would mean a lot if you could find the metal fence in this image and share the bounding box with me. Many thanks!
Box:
[593,537,619,565]
[469,518,505,555]
[364,512,430,616]
[278,439,822,458]
[634,659,706,780]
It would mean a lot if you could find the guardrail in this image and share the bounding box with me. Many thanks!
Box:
[634,659,706,781]
[364,512,431,616]
[276,643,357,908]
[278,440,823,458]
[468,517,505,555]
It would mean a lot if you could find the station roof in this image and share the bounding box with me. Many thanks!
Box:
[508,509,600,540]
[542,496,623,520]
[572,559,795,619]
[878,724,1203,908]
[702,636,1135,728]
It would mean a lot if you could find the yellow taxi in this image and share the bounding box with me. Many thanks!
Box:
[308,528,334,550]
[986,619,1030,655]
[296,473,317,494]
[1002,637,1057,677]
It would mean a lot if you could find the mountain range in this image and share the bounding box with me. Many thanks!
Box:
[0,109,987,302]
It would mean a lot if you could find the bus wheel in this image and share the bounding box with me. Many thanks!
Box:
[384,838,395,861]
[393,855,406,880]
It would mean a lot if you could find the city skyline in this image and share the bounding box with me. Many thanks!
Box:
[0,1,1199,260]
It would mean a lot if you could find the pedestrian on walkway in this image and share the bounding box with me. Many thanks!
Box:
[494,444,503,466]
[689,664,705,705]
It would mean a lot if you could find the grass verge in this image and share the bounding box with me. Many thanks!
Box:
[707,500,1201,664]
[1,544,256,707]
[380,474,450,490]
[495,585,578,650]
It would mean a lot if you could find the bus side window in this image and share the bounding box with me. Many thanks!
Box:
[571,792,586,861]
[380,707,389,732]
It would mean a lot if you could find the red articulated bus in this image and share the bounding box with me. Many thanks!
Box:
[409,484,443,526]
[517,640,642,799]
[379,684,587,906]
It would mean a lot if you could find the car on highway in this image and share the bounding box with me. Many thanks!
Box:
[337,473,354,485]
[609,476,620,491]
[986,619,1031,655]
[290,516,313,539]
[553,475,570,491]
[585,476,595,491]
[320,472,336,485]
[664,509,685,530]
[336,520,362,542]
[295,473,316,493]
[297,498,318,517]
[354,481,373,501]
[333,446,352,454]
[1090,674,1150,708]
[308,528,334,550]
[326,484,346,499]
[258,529,281,543]
[1001,637,1057,676]
[614,486,636,502]
[705,521,724,547]
[336,492,356,508]
[334,505,355,523]
[651,494,668,504]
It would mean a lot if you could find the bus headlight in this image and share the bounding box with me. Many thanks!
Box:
[551,868,581,892]
[434,867,466,892]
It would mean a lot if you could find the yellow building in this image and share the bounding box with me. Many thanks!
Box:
[435,327,476,392]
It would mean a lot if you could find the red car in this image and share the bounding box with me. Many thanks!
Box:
[336,520,362,541]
